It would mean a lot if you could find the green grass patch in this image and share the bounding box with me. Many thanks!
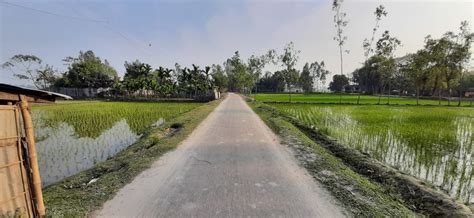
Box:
[255,93,473,106]
[42,99,222,216]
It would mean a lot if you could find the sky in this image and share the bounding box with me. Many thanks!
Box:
[1,0,473,87]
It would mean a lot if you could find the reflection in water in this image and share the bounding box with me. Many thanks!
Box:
[35,119,139,186]
[32,111,165,187]
[280,105,473,203]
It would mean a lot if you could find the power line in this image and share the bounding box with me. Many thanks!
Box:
[1,1,107,23]
[101,23,154,56]
[65,1,153,56]
[2,0,153,56]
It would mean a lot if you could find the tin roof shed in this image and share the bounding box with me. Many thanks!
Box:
[0,83,72,104]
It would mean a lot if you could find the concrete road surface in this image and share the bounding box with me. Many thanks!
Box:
[95,93,345,217]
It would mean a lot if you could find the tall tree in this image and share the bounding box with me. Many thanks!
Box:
[309,61,330,91]
[2,54,57,89]
[352,55,386,95]
[225,51,252,93]
[299,61,330,93]
[402,51,431,105]
[36,64,58,90]
[375,30,401,104]
[421,21,473,104]
[332,0,349,103]
[247,49,277,94]
[279,42,300,101]
[211,64,228,92]
[122,60,153,94]
[61,50,118,88]
[329,74,349,92]
[358,5,387,104]
[299,63,313,93]
[124,60,153,80]
[151,66,175,97]
[363,5,387,62]
[456,70,474,106]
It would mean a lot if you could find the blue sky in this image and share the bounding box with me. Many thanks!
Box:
[1,0,473,87]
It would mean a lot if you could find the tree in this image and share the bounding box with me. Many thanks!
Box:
[124,60,153,80]
[122,60,153,94]
[211,64,228,92]
[299,63,313,93]
[151,67,175,97]
[442,21,473,105]
[256,71,286,92]
[332,0,349,103]
[329,74,349,92]
[299,61,330,93]
[225,51,252,93]
[2,54,57,89]
[419,21,473,104]
[36,65,58,90]
[61,50,117,88]
[375,30,401,104]
[309,61,330,91]
[363,5,387,62]
[457,71,474,106]
[247,49,277,94]
[352,55,386,95]
[402,51,431,105]
[358,5,387,104]
[279,42,300,101]
[175,64,214,96]
[332,0,349,75]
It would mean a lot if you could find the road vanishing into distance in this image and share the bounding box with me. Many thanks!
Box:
[95,93,345,217]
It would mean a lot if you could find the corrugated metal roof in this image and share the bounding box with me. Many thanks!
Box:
[0,83,73,100]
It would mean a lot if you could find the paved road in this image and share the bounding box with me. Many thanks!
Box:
[95,93,345,217]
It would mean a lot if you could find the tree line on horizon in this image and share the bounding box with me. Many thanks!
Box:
[2,1,473,102]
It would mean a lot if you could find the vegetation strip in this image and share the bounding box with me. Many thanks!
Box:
[255,93,473,106]
[42,98,223,216]
[250,101,473,217]
[249,101,414,217]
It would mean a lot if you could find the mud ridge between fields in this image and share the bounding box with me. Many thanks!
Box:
[260,105,473,217]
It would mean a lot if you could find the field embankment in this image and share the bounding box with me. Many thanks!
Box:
[255,93,473,106]
[41,98,222,216]
[250,101,473,216]
[249,101,415,217]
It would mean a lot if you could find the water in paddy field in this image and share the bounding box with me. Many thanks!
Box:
[281,105,474,203]
[31,111,164,187]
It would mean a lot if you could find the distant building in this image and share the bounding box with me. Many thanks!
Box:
[465,88,474,97]
[284,84,303,93]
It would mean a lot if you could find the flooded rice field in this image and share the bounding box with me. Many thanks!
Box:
[273,104,473,203]
[31,101,202,186]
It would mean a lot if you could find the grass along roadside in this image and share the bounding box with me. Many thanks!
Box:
[249,101,415,217]
[42,98,223,216]
[249,101,472,217]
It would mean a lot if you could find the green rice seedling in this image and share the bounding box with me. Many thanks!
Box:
[33,101,202,137]
[255,93,473,106]
[30,101,203,186]
[272,103,474,203]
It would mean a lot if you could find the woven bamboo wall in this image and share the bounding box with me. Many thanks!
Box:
[0,105,33,217]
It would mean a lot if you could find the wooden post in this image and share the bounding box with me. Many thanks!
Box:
[19,95,45,216]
